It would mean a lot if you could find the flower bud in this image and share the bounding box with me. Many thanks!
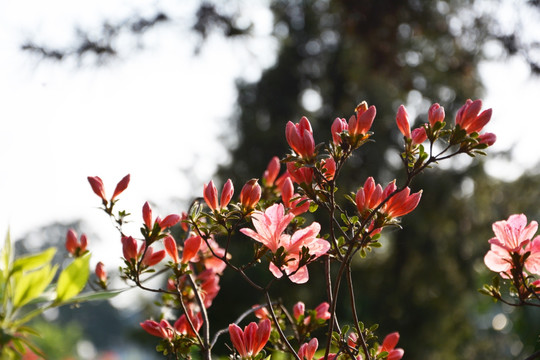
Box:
[164,235,180,264]
[411,126,427,145]
[122,236,139,261]
[281,177,294,206]
[87,176,106,202]
[286,162,313,185]
[263,156,281,186]
[140,319,174,340]
[220,179,234,209]
[314,302,331,320]
[159,214,181,229]
[142,202,153,229]
[348,101,376,137]
[239,179,261,210]
[331,117,348,144]
[95,262,107,283]
[142,247,166,267]
[182,235,202,264]
[203,180,219,211]
[478,132,497,146]
[286,117,315,159]
[293,301,305,320]
[298,338,318,360]
[321,157,336,181]
[428,103,445,126]
[111,174,130,201]
[65,229,88,257]
[396,105,411,138]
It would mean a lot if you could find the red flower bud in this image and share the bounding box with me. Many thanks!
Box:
[281,177,294,207]
[331,117,348,144]
[263,156,281,186]
[159,214,181,229]
[65,229,88,257]
[321,157,336,181]
[293,302,305,320]
[182,235,202,264]
[164,235,180,263]
[140,319,174,340]
[142,247,166,267]
[411,126,427,145]
[396,105,411,138]
[203,180,219,211]
[95,261,107,283]
[286,162,313,185]
[428,103,445,126]
[348,102,376,137]
[121,236,139,261]
[111,174,130,201]
[478,132,497,146]
[220,179,234,209]
[239,179,261,210]
[286,117,315,158]
[142,202,153,229]
[87,176,106,202]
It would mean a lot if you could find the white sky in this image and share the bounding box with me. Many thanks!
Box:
[0,0,539,266]
[0,0,275,251]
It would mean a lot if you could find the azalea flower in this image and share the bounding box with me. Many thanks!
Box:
[484,214,540,276]
[240,204,330,284]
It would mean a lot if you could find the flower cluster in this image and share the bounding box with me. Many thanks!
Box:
[483,214,540,302]
[83,98,497,360]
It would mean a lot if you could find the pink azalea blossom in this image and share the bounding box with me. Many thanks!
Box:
[240,204,330,283]
[485,214,540,276]
[488,214,537,253]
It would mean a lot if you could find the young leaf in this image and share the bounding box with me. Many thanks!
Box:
[13,264,58,308]
[56,253,91,303]
[11,248,56,274]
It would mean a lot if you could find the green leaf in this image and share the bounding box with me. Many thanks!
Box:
[13,264,57,308]
[309,203,319,213]
[1,230,12,278]
[56,253,91,303]
[11,247,56,274]
[61,289,124,305]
